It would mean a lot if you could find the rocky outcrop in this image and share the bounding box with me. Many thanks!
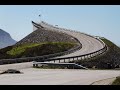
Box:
[0,29,16,48]
[16,28,78,45]
[0,69,22,74]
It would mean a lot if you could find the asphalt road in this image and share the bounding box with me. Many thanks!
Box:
[40,22,104,58]
[39,22,104,63]
[0,22,110,85]
[0,68,119,85]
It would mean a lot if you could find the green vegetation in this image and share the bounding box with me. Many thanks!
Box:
[112,76,120,85]
[0,42,76,59]
[7,43,40,56]
[74,38,120,69]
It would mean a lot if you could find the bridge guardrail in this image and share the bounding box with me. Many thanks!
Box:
[38,45,107,63]
[36,21,108,63]
[0,40,81,65]
[0,21,107,65]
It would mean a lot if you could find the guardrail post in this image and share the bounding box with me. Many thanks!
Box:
[99,51,101,55]
[79,57,81,60]
[90,54,91,58]
[98,51,99,55]
[64,59,65,63]
[33,63,36,67]
[89,54,91,58]
[91,54,92,58]
[85,55,87,59]
[92,54,94,57]
[87,55,89,59]
[81,56,83,60]
[59,59,60,63]
[88,55,90,58]
[97,51,99,55]
[84,56,86,60]
[88,55,90,59]
[94,53,96,57]
[90,54,92,58]
[34,64,38,68]
[69,58,70,62]
[77,57,78,60]
[98,51,100,55]
[86,55,88,59]
[94,52,97,57]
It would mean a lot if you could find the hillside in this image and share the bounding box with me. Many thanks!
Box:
[16,28,78,45]
[0,29,16,48]
[0,27,80,60]
[0,42,77,59]
[75,38,120,69]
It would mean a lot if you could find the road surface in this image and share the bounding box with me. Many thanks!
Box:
[40,21,104,58]
[0,67,119,85]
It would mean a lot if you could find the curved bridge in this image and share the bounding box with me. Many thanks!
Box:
[0,21,107,66]
[32,21,107,63]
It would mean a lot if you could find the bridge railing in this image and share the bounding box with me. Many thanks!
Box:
[40,21,106,50]
[0,40,81,65]
[35,21,108,63]
[0,21,107,65]
[0,43,107,65]
[36,44,107,63]
[32,62,88,69]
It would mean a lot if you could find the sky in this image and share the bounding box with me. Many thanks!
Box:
[0,5,120,46]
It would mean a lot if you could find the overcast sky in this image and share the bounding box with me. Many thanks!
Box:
[0,5,120,46]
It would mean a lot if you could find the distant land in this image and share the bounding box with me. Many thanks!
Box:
[0,29,16,48]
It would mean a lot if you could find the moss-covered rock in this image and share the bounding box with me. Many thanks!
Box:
[0,42,76,59]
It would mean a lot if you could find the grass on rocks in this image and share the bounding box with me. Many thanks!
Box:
[0,42,76,59]
[74,38,120,69]
[7,43,40,56]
